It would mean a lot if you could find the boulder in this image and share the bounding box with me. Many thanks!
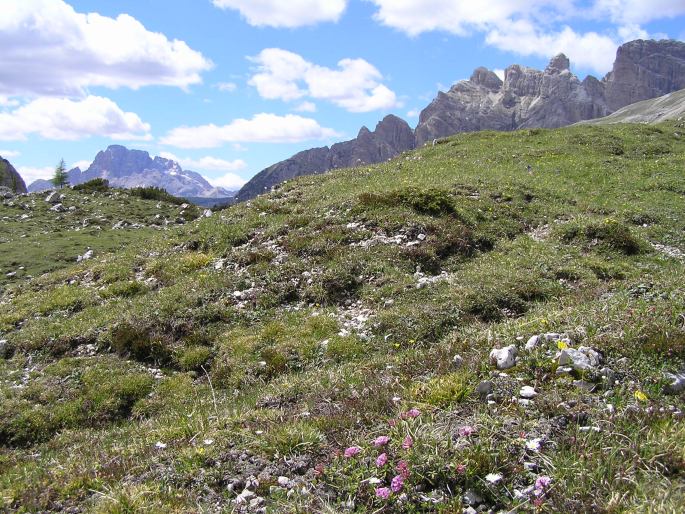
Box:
[489,345,518,369]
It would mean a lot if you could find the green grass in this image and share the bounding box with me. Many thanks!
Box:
[0,122,684,512]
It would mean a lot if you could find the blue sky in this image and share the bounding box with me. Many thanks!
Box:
[1,0,684,189]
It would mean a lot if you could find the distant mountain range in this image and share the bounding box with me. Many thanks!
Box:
[28,145,235,199]
[236,38,685,201]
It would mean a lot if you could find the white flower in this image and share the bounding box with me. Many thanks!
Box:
[203,439,214,445]
[155,441,167,449]
[525,438,543,451]
[485,473,502,484]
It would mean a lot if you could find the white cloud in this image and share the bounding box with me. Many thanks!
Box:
[0,0,212,97]
[249,48,398,112]
[369,0,565,37]
[71,160,91,170]
[17,166,54,184]
[211,0,347,28]
[592,0,685,25]
[160,113,339,149]
[294,101,317,113]
[205,172,247,190]
[0,96,151,141]
[0,149,20,158]
[216,82,238,92]
[407,109,420,118]
[367,0,679,74]
[486,20,620,73]
[158,152,247,173]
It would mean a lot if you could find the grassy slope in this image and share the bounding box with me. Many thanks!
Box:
[1,123,684,512]
[0,188,200,288]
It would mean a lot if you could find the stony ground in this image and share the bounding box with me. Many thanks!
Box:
[1,122,684,513]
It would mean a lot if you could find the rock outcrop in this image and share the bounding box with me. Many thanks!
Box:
[235,115,415,202]
[604,39,685,111]
[28,145,233,198]
[0,156,27,193]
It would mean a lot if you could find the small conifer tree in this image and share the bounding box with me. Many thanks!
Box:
[51,158,69,189]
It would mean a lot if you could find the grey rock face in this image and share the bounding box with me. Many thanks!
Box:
[605,39,685,111]
[236,115,415,202]
[415,54,611,145]
[0,156,27,194]
[416,39,685,145]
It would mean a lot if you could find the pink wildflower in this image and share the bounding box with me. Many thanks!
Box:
[391,474,405,493]
[406,408,420,418]
[376,453,388,467]
[388,419,397,427]
[375,487,391,499]
[344,446,361,458]
[535,475,552,490]
[402,436,413,449]
[458,425,475,437]
[456,463,467,474]
[373,435,390,447]
[396,460,410,479]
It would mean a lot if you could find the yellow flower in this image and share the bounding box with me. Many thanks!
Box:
[634,390,648,402]
[557,340,569,350]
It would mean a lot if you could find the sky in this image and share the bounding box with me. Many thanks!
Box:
[1,1,684,190]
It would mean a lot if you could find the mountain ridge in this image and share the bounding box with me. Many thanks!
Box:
[236,38,685,201]
[28,145,233,199]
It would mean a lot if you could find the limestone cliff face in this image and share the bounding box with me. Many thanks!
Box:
[0,156,27,193]
[415,39,685,145]
[415,54,610,145]
[236,115,415,202]
[604,39,685,111]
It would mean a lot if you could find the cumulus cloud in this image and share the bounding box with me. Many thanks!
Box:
[0,0,212,97]
[485,20,620,73]
[368,0,677,74]
[0,96,151,141]
[249,48,398,112]
[158,152,247,173]
[211,0,347,28]
[592,0,685,24]
[71,160,92,171]
[0,149,20,158]
[160,113,339,149]
[158,152,248,189]
[17,166,54,184]
[205,172,247,190]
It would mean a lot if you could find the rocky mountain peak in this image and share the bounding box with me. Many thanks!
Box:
[546,53,571,73]
[470,67,503,90]
[357,126,372,138]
